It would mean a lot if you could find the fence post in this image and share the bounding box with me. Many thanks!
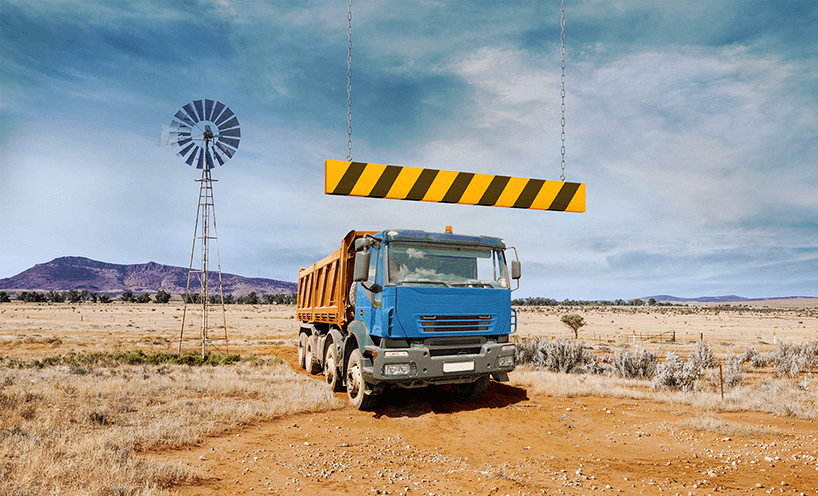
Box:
[719,363,724,400]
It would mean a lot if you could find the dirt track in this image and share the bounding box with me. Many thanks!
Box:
[160,346,818,496]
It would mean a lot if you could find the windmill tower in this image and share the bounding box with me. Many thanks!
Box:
[158,99,241,357]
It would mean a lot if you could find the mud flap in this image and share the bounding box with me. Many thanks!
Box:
[491,372,509,382]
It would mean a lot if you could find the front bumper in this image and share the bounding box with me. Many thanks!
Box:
[363,340,516,386]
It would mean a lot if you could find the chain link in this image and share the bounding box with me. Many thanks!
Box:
[346,0,353,161]
[560,0,566,181]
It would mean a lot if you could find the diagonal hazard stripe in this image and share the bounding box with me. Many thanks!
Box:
[325,160,585,212]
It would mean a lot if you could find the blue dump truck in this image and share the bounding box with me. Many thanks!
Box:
[296,228,520,409]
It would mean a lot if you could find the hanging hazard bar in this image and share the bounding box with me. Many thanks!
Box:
[325,160,585,212]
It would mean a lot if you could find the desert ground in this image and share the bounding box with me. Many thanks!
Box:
[1,300,817,495]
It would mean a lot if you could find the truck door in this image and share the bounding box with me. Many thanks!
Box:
[355,245,381,331]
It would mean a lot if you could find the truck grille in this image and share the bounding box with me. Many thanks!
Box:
[417,315,493,333]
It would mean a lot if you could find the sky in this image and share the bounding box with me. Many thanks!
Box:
[1,0,816,300]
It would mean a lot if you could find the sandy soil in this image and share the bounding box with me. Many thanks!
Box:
[2,301,817,495]
[158,345,817,496]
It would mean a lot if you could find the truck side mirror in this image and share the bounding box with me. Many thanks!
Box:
[354,238,370,251]
[511,260,521,280]
[353,251,370,282]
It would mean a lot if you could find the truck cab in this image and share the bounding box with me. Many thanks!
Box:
[297,228,519,409]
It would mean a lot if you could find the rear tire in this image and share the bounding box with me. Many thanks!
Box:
[346,349,377,410]
[297,332,307,369]
[305,335,321,374]
[452,375,489,401]
[324,344,344,392]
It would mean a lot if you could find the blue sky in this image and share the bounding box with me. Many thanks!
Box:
[1,0,816,299]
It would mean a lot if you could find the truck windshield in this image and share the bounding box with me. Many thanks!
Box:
[386,243,509,289]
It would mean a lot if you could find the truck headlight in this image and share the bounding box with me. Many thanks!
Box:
[384,363,411,376]
[498,356,515,368]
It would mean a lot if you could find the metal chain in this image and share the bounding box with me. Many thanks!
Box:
[560,0,566,181]
[346,0,353,161]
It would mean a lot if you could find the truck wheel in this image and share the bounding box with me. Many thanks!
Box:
[346,349,377,410]
[305,335,321,375]
[297,333,307,369]
[323,344,344,392]
[453,375,489,401]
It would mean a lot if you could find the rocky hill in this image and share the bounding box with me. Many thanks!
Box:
[0,257,296,296]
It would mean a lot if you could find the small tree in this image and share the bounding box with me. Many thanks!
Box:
[120,291,135,303]
[0,291,10,303]
[135,293,151,303]
[154,290,171,304]
[47,290,66,303]
[561,313,586,339]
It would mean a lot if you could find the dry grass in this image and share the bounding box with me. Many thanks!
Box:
[0,358,344,496]
[673,415,789,437]
[509,366,818,421]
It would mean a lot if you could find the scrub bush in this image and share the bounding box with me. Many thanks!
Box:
[767,341,818,377]
[652,351,702,392]
[515,337,594,373]
[608,348,658,379]
[690,340,716,369]
[724,351,743,387]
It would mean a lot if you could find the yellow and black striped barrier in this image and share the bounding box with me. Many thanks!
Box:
[325,160,585,212]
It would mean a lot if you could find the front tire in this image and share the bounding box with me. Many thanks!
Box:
[324,344,344,392]
[346,349,377,410]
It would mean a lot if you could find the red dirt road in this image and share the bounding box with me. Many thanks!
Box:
[159,347,818,495]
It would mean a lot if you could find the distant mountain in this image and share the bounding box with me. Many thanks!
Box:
[0,257,296,296]
[645,295,814,303]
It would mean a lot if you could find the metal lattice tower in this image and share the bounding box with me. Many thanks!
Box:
[178,165,229,357]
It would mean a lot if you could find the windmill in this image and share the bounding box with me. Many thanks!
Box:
[158,99,241,357]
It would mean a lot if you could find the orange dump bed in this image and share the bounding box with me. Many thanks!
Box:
[296,230,376,327]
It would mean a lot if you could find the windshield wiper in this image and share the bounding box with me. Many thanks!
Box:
[451,280,491,288]
[397,278,450,287]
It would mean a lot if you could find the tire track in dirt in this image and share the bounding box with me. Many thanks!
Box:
[157,346,818,495]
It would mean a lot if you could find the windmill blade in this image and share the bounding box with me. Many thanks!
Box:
[204,99,214,121]
[195,149,205,169]
[218,127,241,138]
[212,146,226,166]
[211,101,226,124]
[178,141,196,161]
[184,147,199,166]
[174,137,194,152]
[173,110,196,128]
[214,107,234,126]
[219,116,240,131]
[205,148,215,170]
[182,103,200,124]
[177,125,192,139]
[193,100,206,122]
[215,141,235,158]
[217,136,240,150]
